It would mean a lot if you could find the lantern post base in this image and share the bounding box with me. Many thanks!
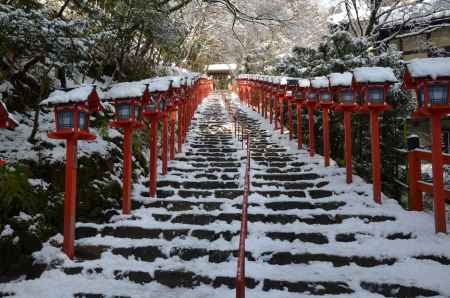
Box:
[370,110,382,204]
[307,106,316,157]
[48,131,95,260]
[344,111,353,184]
[431,112,447,233]
[149,118,158,198]
[322,108,330,167]
[296,103,303,149]
[122,126,133,214]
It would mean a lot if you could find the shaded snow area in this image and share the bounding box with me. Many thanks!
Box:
[2,93,450,298]
[0,110,121,163]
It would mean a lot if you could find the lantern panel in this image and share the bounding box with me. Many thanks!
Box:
[418,87,425,107]
[295,91,304,100]
[307,92,317,101]
[145,95,159,113]
[340,90,353,103]
[117,104,132,120]
[429,84,448,105]
[367,87,385,104]
[134,105,142,121]
[58,111,74,129]
[78,111,88,131]
[159,97,167,112]
[320,92,332,102]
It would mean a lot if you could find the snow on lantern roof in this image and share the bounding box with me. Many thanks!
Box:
[311,76,330,89]
[352,67,398,84]
[146,78,172,93]
[406,58,450,80]
[41,85,104,106]
[207,64,237,72]
[107,82,147,100]
[298,79,310,88]
[0,99,18,126]
[280,77,288,85]
[328,72,353,87]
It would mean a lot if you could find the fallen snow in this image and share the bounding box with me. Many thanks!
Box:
[407,57,450,80]
[352,67,398,84]
[328,72,353,87]
[311,76,329,89]
[41,85,103,106]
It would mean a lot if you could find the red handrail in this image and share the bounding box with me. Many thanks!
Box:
[236,133,251,298]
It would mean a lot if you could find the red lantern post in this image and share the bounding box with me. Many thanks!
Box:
[293,79,309,149]
[353,67,397,205]
[142,80,170,198]
[311,77,333,167]
[43,85,102,259]
[330,72,358,184]
[107,82,147,214]
[0,100,19,166]
[403,57,450,233]
[305,80,320,157]
[277,78,287,134]
[286,79,298,140]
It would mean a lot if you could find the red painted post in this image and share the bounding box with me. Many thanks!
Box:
[274,97,279,130]
[431,113,447,233]
[149,118,158,198]
[344,111,353,184]
[308,107,315,157]
[170,111,176,160]
[323,108,330,167]
[178,104,183,153]
[162,113,168,175]
[408,150,423,211]
[269,95,273,124]
[279,96,284,135]
[63,137,77,260]
[122,126,133,214]
[288,101,293,140]
[296,104,303,149]
[370,111,382,204]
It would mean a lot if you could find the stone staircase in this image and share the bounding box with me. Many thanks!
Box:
[1,93,450,297]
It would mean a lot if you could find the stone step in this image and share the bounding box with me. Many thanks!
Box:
[166,213,396,226]
[76,226,330,244]
[167,167,239,173]
[264,201,346,211]
[254,173,321,181]
[252,181,315,189]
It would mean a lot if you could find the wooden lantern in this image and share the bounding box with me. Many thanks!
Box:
[41,85,102,260]
[353,67,397,205]
[403,57,450,233]
[0,100,19,129]
[352,67,397,112]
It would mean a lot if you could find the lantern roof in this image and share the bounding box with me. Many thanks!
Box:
[41,85,104,112]
[310,76,330,89]
[107,82,147,100]
[280,77,288,85]
[0,99,19,127]
[328,72,353,87]
[406,57,450,80]
[298,79,310,88]
[352,67,398,84]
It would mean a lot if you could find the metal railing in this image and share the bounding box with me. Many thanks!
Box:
[236,132,250,298]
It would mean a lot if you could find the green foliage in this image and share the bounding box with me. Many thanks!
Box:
[0,164,37,222]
